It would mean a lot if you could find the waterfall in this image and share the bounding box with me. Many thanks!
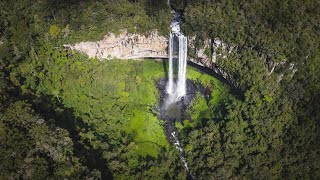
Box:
[166,14,188,100]
[167,33,174,95]
[177,35,187,97]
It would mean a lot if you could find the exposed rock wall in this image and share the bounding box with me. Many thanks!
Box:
[188,37,236,85]
[188,37,232,66]
[66,31,230,66]
[65,31,168,59]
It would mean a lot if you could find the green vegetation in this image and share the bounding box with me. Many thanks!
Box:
[0,0,170,46]
[0,0,183,178]
[56,0,171,42]
[184,67,233,127]
[1,29,230,177]
[0,101,98,179]
[171,0,320,178]
[12,41,178,176]
[1,0,320,179]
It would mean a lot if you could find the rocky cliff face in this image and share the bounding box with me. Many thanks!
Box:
[188,37,232,66]
[66,31,168,59]
[188,37,236,85]
[66,30,230,66]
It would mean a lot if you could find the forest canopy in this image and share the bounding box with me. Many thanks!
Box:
[1,0,320,179]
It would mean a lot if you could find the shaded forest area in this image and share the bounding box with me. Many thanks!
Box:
[1,0,320,179]
[171,0,320,178]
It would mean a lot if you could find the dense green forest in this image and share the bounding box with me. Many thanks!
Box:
[1,0,320,179]
[171,0,320,178]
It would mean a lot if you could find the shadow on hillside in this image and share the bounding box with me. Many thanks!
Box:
[162,59,168,79]
[31,95,114,180]
[145,0,171,17]
[4,76,113,179]
[187,61,242,96]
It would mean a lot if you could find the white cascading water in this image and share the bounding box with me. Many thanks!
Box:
[166,14,188,100]
[177,35,187,97]
[167,33,174,95]
[171,132,189,171]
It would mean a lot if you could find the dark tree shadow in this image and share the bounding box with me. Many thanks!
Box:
[162,59,168,79]
[145,0,170,17]
[187,61,241,96]
[30,95,114,180]
[46,0,81,8]
[4,74,114,179]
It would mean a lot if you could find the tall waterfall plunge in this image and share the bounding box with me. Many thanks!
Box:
[166,15,188,101]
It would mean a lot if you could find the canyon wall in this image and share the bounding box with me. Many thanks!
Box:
[187,37,235,83]
[65,31,168,59]
[66,31,229,67]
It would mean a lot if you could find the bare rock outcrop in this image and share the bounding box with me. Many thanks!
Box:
[65,31,168,59]
[188,37,236,85]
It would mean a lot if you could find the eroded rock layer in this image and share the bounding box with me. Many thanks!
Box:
[66,31,168,59]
